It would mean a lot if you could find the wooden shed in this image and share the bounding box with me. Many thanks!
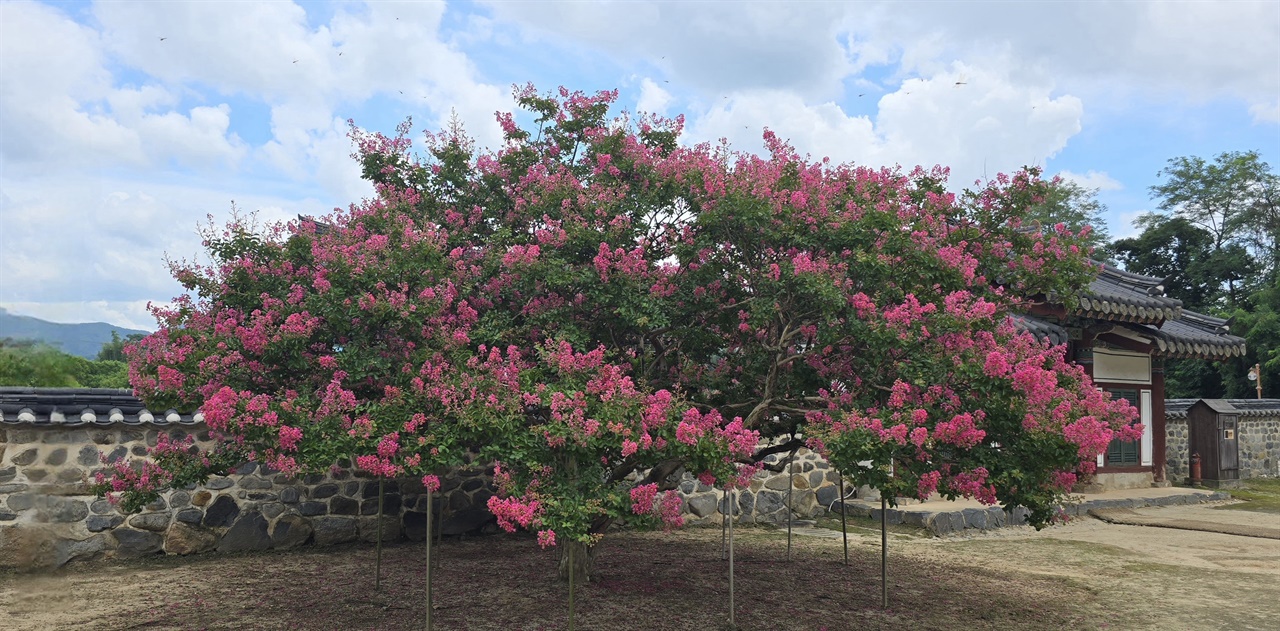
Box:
[1183,399,1241,487]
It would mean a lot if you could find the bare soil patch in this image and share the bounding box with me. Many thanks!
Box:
[3,510,1278,631]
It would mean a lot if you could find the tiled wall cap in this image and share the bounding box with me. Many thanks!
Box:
[109,408,125,423]
[166,410,181,423]
[136,410,153,424]
[17,408,35,423]
[81,409,96,423]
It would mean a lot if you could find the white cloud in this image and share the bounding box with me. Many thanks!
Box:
[0,2,248,174]
[1109,209,1151,241]
[0,301,160,332]
[636,78,673,116]
[0,174,330,312]
[1,0,519,328]
[1251,101,1280,124]
[687,63,1083,189]
[834,2,1279,106]
[481,1,854,98]
[482,1,1278,119]
[92,1,513,150]
[1058,170,1123,192]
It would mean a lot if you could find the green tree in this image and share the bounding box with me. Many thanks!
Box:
[78,360,130,389]
[1112,214,1222,312]
[1233,168,1280,286]
[110,87,1131,561]
[0,337,132,389]
[1222,276,1280,398]
[1151,151,1276,304]
[1027,177,1113,258]
[97,331,146,362]
[1112,151,1279,399]
[0,339,85,387]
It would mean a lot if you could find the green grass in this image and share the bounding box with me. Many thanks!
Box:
[1217,477,1280,514]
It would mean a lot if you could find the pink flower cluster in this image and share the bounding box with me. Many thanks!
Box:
[488,495,542,532]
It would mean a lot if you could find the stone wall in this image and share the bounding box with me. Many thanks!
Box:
[0,423,497,571]
[1166,415,1280,482]
[0,423,846,570]
[677,447,844,525]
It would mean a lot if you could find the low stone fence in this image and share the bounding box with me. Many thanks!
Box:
[834,489,1231,537]
[0,417,845,571]
[0,422,501,570]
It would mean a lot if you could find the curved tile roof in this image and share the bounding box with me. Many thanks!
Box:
[1133,310,1247,360]
[1074,264,1182,324]
[1010,314,1069,346]
[0,387,201,426]
[1165,398,1280,419]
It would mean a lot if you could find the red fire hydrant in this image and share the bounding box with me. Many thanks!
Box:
[1190,452,1202,486]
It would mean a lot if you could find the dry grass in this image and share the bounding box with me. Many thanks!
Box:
[4,525,1111,631]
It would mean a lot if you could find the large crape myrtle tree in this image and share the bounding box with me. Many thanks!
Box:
[106,85,1136,582]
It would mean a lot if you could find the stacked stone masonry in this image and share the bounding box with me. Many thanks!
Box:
[832,490,1229,536]
[0,422,846,570]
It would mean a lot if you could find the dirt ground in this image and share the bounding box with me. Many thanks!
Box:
[2,502,1277,631]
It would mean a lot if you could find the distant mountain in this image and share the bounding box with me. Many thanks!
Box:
[0,308,150,359]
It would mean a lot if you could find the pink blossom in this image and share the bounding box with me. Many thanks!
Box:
[630,483,658,515]
[421,475,441,493]
[277,425,303,451]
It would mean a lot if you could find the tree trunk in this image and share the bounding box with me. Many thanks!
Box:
[558,540,596,583]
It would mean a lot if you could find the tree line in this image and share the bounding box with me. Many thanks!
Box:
[1029,151,1277,398]
[0,331,140,388]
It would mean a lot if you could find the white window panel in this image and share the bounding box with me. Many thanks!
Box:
[1140,389,1153,466]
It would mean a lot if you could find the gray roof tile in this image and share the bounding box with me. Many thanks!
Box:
[0,388,199,426]
[1166,398,1280,419]
[1075,264,1182,324]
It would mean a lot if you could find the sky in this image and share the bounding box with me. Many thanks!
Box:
[1,0,1278,332]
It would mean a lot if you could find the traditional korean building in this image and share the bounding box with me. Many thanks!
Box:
[1018,263,1247,490]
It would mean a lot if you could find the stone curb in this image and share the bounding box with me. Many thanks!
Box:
[831,491,1232,537]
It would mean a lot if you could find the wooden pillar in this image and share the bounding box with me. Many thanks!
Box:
[1152,361,1167,482]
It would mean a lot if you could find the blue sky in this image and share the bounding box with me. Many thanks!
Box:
[2,0,1278,331]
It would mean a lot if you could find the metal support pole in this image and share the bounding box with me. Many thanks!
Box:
[376,479,385,591]
[839,474,849,566]
[721,500,728,560]
[568,544,576,631]
[425,486,433,631]
[728,488,736,627]
[880,495,888,609]
[786,451,795,562]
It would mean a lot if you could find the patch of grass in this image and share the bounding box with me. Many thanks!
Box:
[1217,478,1280,514]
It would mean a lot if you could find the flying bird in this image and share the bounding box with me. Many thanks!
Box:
[293,59,299,64]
